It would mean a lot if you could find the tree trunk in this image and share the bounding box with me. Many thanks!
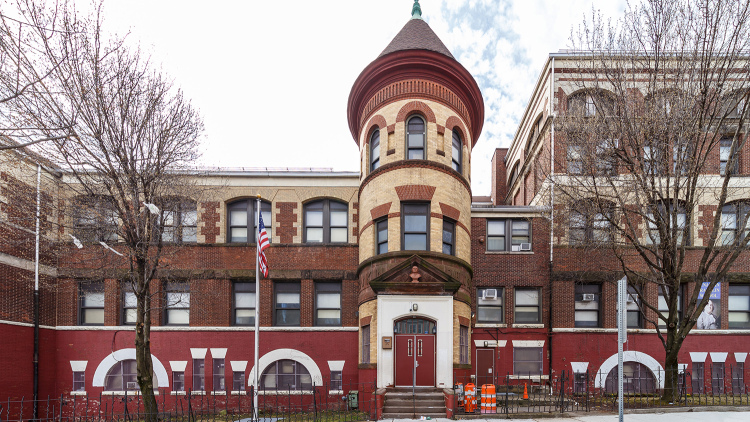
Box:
[135,267,158,421]
[661,331,684,403]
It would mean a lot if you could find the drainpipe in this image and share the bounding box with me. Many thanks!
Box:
[547,57,556,377]
[33,164,41,419]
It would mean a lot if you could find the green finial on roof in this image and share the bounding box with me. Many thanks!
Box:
[411,0,422,20]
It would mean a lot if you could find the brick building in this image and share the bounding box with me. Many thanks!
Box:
[1,2,749,415]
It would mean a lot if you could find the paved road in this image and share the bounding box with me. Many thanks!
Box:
[383,409,750,422]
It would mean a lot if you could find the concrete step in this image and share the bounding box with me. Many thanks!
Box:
[385,400,444,407]
[384,405,447,413]
[381,413,446,419]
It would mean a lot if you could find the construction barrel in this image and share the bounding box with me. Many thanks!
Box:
[464,383,476,413]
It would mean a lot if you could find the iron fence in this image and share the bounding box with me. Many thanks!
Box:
[0,378,376,422]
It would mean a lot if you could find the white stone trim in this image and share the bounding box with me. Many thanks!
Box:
[735,353,747,363]
[92,348,169,388]
[512,324,544,329]
[474,323,507,328]
[210,348,227,359]
[474,340,506,347]
[595,351,664,389]
[231,361,248,372]
[570,362,588,373]
[70,361,88,372]
[248,349,322,387]
[327,360,345,372]
[690,352,708,363]
[190,348,208,359]
[710,352,728,363]
[170,361,188,372]
[70,391,86,396]
[511,340,545,347]
[678,364,688,374]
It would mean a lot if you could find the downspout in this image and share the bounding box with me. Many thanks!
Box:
[33,164,40,419]
[547,57,556,378]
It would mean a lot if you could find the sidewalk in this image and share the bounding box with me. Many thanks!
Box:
[382,409,750,422]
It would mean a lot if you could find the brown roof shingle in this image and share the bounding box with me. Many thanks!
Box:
[378,18,454,59]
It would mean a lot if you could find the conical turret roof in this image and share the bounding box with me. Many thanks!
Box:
[378,18,455,59]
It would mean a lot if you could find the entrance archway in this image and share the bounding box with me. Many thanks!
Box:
[394,317,436,387]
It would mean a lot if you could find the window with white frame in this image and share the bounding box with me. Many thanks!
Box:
[330,371,343,391]
[233,282,255,326]
[643,144,664,175]
[79,281,104,325]
[315,282,341,326]
[515,288,541,324]
[574,284,601,328]
[728,284,750,329]
[513,347,543,376]
[165,281,190,325]
[122,284,137,325]
[567,144,583,174]
[477,287,503,323]
[274,282,301,326]
[304,199,348,243]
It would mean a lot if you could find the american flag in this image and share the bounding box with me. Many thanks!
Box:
[258,214,270,277]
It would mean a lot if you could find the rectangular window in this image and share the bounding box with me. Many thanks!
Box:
[361,325,371,364]
[213,358,225,391]
[515,288,541,324]
[376,218,388,254]
[233,282,256,326]
[274,282,301,326]
[626,286,642,328]
[193,359,205,391]
[514,347,543,376]
[402,203,429,251]
[173,371,185,392]
[165,282,190,325]
[658,286,682,328]
[331,371,343,391]
[477,287,504,323]
[459,326,469,365]
[720,138,738,175]
[73,371,85,392]
[573,372,587,393]
[487,219,531,252]
[442,219,456,255]
[712,362,725,394]
[233,372,245,392]
[643,145,662,175]
[692,362,704,394]
[79,281,104,325]
[567,145,583,174]
[315,282,341,326]
[161,201,197,243]
[732,362,745,394]
[728,285,750,329]
[122,284,137,325]
[574,284,601,328]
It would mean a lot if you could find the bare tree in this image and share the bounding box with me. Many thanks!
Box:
[8,1,204,416]
[551,0,750,400]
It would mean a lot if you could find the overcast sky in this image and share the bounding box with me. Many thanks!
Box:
[95,0,628,196]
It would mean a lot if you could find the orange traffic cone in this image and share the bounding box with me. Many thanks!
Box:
[523,383,529,399]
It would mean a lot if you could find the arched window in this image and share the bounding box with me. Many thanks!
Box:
[451,130,462,173]
[604,362,656,394]
[105,360,137,391]
[406,116,425,159]
[370,129,381,171]
[227,199,271,243]
[720,201,750,245]
[73,195,118,243]
[567,90,615,117]
[260,360,312,391]
[304,199,348,243]
[159,198,197,243]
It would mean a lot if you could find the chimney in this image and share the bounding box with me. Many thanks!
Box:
[491,148,508,205]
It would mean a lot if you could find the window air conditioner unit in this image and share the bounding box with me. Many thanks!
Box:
[511,245,521,252]
[581,293,595,301]
[626,295,636,303]
[520,243,532,251]
[126,382,139,389]
[482,289,498,300]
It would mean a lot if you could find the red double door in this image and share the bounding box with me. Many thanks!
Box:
[395,333,436,387]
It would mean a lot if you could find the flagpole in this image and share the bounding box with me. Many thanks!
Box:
[254,194,261,421]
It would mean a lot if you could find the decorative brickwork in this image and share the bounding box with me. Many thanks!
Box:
[370,203,393,220]
[439,202,460,221]
[395,184,436,201]
[360,160,471,197]
[364,115,388,144]
[395,100,437,124]
[276,202,298,243]
[200,201,220,243]
[445,116,469,147]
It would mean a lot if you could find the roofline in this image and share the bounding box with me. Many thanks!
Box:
[507,55,554,161]
[470,205,548,213]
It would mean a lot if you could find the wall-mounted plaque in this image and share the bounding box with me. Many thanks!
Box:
[382,336,392,349]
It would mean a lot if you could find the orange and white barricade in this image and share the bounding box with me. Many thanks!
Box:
[464,383,476,413]
[480,384,496,413]
[455,383,464,408]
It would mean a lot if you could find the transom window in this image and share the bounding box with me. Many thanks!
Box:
[720,201,750,245]
[406,116,425,159]
[451,130,462,173]
[370,129,381,171]
[477,287,504,323]
[73,196,118,243]
[515,288,541,324]
[402,203,429,251]
[315,282,341,326]
[233,282,256,326]
[304,199,348,243]
[261,360,312,391]
[274,282,300,326]
[394,317,436,334]
[79,281,104,325]
[376,218,388,255]
[227,199,272,243]
[160,199,197,243]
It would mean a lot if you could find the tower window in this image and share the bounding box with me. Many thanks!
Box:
[370,129,380,171]
[452,130,462,173]
[406,116,425,159]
